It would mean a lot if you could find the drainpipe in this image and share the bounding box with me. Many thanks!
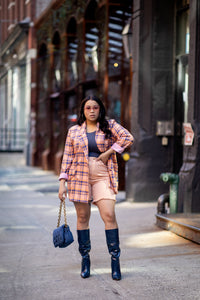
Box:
[157,193,169,214]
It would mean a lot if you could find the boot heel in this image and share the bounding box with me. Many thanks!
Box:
[81,256,90,278]
[111,257,121,280]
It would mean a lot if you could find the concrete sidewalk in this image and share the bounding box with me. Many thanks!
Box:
[0,153,200,299]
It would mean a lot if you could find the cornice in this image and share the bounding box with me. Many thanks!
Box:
[0,24,28,57]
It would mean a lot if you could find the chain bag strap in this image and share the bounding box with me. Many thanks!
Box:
[57,198,67,228]
[53,198,74,248]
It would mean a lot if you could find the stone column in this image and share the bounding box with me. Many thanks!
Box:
[179,0,200,213]
[126,0,175,202]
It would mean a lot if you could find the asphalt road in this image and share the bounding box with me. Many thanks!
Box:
[0,153,200,300]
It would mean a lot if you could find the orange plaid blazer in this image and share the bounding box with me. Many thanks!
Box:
[59,119,134,203]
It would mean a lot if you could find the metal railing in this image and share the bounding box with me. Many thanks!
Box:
[0,128,26,151]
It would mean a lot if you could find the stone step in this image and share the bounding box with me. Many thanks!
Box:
[156,213,200,245]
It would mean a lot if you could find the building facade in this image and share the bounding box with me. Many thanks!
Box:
[34,0,133,189]
[126,0,200,212]
[0,0,52,160]
[3,0,198,211]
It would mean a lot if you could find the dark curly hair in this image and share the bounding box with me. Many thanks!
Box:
[77,95,112,139]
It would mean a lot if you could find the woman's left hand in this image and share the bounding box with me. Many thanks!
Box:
[96,148,115,164]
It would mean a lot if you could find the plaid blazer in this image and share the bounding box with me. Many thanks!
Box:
[59,119,134,203]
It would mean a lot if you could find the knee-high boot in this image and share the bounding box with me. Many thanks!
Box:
[105,228,121,280]
[77,229,91,278]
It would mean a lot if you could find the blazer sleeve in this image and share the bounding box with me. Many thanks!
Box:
[109,119,134,153]
[59,128,75,180]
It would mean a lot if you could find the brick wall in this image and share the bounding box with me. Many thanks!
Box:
[0,0,45,46]
[35,0,52,19]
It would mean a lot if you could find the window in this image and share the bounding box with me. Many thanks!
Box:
[84,0,99,80]
[52,31,61,94]
[67,18,78,87]
[38,43,48,99]
[107,0,133,126]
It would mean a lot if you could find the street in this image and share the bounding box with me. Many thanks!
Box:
[0,153,200,300]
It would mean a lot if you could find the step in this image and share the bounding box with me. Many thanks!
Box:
[156,213,200,245]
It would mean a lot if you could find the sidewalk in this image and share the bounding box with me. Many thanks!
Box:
[0,153,200,300]
[1,152,198,243]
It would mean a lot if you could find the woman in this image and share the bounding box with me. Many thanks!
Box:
[58,95,134,280]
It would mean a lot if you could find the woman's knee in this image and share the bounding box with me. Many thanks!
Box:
[96,200,116,223]
[77,212,90,225]
[103,210,116,224]
[74,203,91,226]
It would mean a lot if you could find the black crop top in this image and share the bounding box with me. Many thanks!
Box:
[86,131,101,157]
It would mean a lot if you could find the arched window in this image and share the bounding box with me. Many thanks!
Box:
[37,43,50,159]
[38,43,48,99]
[52,31,61,94]
[84,0,99,80]
[66,18,78,87]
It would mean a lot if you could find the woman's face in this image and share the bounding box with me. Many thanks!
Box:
[84,100,100,123]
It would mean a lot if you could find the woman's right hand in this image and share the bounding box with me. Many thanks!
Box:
[58,179,67,201]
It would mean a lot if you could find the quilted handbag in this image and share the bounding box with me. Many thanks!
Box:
[53,199,74,248]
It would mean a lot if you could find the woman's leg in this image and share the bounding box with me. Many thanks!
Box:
[96,199,121,280]
[95,199,118,230]
[74,202,91,278]
[74,202,91,230]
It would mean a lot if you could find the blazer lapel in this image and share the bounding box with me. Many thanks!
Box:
[95,123,107,152]
[79,122,89,160]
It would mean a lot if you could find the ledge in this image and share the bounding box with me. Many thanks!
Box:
[156,213,200,245]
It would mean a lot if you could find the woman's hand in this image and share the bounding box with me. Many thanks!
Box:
[96,148,115,164]
[58,179,67,201]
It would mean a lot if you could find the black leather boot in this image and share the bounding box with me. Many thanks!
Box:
[105,228,121,280]
[77,229,91,278]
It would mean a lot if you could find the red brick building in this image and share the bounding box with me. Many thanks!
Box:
[2,0,200,213]
[0,0,51,159]
[33,0,133,189]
